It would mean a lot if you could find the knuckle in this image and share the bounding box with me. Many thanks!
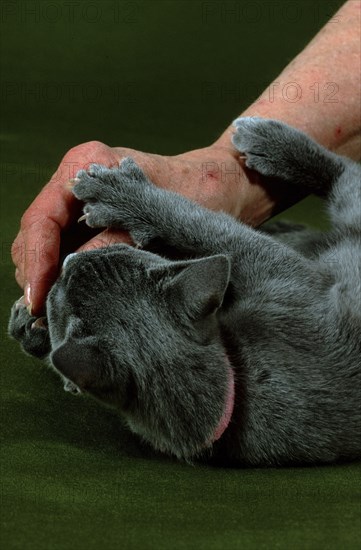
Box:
[11,237,23,265]
[64,140,107,160]
[58,141,111,179]
[20,208,45,232]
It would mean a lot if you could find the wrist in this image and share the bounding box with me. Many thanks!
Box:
[171,144,249,219]
[213,119,309,225]
[211,127,286,225]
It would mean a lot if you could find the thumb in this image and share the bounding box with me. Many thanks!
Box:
[75,228,134,253]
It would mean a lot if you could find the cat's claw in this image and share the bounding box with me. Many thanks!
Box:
[78,213,89,223]
[71,158,155,231]
[31,317,47,330]
[67,177,80,188]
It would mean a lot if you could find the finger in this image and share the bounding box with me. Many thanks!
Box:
[20,213,61,316]
[11,230,25,281]
[76,228,134,253]
[12,219,61,315]
[15,267,24,288]
[13,186,79,312]
[32,225,60,314]
[14,144,121,313]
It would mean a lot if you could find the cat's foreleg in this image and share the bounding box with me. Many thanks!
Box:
[71,159,312,293]
[71,159,288,261]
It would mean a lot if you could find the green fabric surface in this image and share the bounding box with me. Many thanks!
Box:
[1,1,360,549]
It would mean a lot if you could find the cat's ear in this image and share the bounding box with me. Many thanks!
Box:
[50,338,104,391]
[152,255,230,319]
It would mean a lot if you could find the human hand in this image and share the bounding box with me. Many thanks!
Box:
[11,137,273,316]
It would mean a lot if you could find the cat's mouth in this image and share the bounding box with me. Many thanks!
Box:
[207,364,235,445]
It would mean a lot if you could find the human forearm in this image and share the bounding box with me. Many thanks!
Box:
[213,0,361,222]
[247,0,360,153]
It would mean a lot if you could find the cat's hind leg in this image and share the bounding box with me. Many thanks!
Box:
[232,117,346,195]
[8,297,50,358]
[233,117,361,232]
[327,161,361,232]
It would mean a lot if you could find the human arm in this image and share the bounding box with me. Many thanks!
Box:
[212,0,361,222]
[12,0,361,315]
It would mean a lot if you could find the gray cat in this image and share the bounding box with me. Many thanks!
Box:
[8,118,361,466]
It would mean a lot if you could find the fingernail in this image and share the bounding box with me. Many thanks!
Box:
[24,283,32,313]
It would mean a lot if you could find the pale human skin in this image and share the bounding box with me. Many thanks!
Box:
[12,0,361,316]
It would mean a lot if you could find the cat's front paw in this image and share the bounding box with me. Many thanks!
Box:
[71,158,156,246]
[8,297,50,358]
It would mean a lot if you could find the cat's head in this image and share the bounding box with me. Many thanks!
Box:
[47,245,234,460]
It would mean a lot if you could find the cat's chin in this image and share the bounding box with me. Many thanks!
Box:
[207,363,235,445]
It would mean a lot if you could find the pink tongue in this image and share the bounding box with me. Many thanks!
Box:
[210,365,235,443]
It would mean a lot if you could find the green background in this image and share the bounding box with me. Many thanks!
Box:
[1,1,360,549]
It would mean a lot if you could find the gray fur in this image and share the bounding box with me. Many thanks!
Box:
[9,118,361,465]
